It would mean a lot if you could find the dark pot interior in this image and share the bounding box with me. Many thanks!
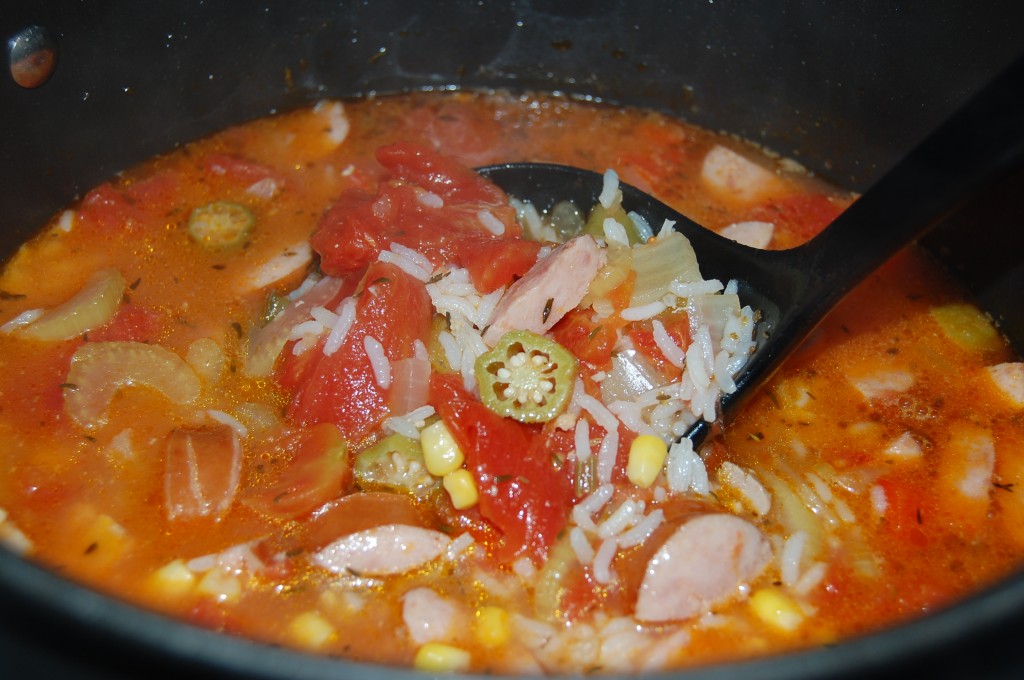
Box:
[2,2,1024,678]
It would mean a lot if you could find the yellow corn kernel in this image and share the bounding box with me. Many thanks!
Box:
[148,558,196,598]
[443,469,479,509]
[627,434,668,488]
[474,605,511,648]
[749,587,804,632]
[413,642,471,672]
[421,420,465,476]
[288,610,336,649]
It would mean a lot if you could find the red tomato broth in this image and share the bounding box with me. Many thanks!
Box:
[0,91,1019,673]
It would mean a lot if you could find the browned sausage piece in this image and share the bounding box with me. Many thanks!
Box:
[634,513,771,622]
[482,234,605,346]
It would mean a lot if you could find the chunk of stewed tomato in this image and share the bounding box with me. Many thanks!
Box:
[310,143,526,292]
[280,262,432,445]
[431,373,575,564]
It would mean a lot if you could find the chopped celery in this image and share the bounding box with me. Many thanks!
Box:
[21,268,125,341]
[65,341,202,430]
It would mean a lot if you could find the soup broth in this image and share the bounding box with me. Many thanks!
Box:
[0,91,1021,674]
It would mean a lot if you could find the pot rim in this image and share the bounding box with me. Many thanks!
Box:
[2,543,1022,679]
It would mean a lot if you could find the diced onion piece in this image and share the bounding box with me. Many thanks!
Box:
[388,353,432,415]
[629,231,701,308]
[65,341,202,430]
[20,268,125,341]
[246,242,313,291]
[719,220,774,249]
[599,349,664,404]
[244,276,344,376]
[186,337,226,383]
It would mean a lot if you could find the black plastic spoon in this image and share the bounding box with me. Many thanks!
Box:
[479,55,1024,444]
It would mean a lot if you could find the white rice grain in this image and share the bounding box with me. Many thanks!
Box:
[363,335,391,389]
[416,190,444,209]
[437,330,463,376]
[576,387,619,434]
[383,405,436,438]
[869,484,888,515]
[574,484,614,524]
[621,301,668,321]
[599,169,619,209]
[309,306,339,327]
[603,218,630,246]
[666,439,709,495]
[592,537,618,584]
[793,561,828,595]
[58,209,76,232]
[685,343,711,389]
[780,531,807,587]
[323,298,356,356]
[478,209,505,236]
[596,429,619,484]
[597,500,645,539]
[652,319,686,368]
[669,279,724,298]
[445,532,475,560]
[245,177,279,199]
[569,526,595,564]
[389,242,433,272]
[617,509,664,548]
[288,319,324,341]
[378,248,432,282]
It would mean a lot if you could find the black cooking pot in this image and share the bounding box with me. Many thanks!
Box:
[2,2,1024,678]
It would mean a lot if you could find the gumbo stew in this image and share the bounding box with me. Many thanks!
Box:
[0,91,1021,674]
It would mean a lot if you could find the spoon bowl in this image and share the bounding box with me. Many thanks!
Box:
[479,54,1024,443]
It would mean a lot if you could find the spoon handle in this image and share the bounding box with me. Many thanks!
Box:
[790,54,1024,322]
